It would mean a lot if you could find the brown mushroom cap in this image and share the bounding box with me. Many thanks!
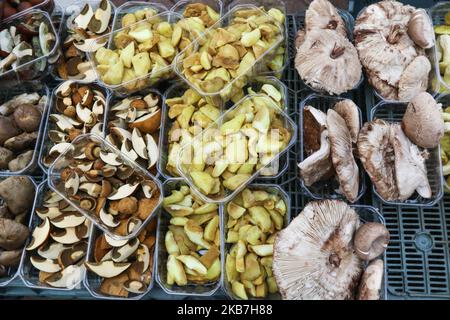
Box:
[0,176,36,215]
[402,92,444,148]
[13,104,42,132]
[0,249,22,267]
[295,29,362,95]
[305,0,347,37]
[0,116,20,146]
[327,109,359,202]
[0,218,29,250]
[273,199,363,300]
[333,99,360,143]
[407,8,435,49]
[398,56,431,102]
[354,222,390,261]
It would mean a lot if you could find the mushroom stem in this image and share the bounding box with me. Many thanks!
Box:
[330,44,345,59]
[327,20,338,30]
[387,25,403,44]
[328,253,341,267]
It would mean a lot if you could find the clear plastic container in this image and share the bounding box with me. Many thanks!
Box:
[50,0,117,82]
[18,179,88,291]
[176,94,297,204]
[157,81,224,181]
[0,9,59,81]
[0,175,36,288]
[0,81,49,175]
[111,1,171,31]
[295,8,363,95]
[47,133,164,240]
[2,0,55,23]
[298,93,366,202]
[38,81,112,173]
[173,5,284,103]
[369,101,444,206]
[221,183,290,300]
[227,0,288,78]
[155,179,223,296]
[83,221,158,300]
[105,87,163,178]
[86,11,183,96]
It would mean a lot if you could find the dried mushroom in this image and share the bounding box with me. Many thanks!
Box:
[178,95,293,199]
[357,119,431,202]
[178,7,283,99]
[354,1,433,101]
[273,200,388,300]
[42,81,106,167]
[56,138,161,238]
[162,184,221,287]
[87,218,156,298]
[225,187,287,299]
[55,1,113,81]
[106,92,161,174]
[0,91,45,172]
[0,176,34,278]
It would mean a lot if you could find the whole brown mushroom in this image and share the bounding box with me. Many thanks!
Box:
[0,218,29,250]
[0,116,20,145]
[353,222,390,261]
[0,176,36,215]
[13,104,42,132]
[402,92,444,148]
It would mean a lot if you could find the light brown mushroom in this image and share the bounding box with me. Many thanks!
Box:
[0,218,29,250]
[398,56,431,102]
[333,99,360,143]
[357,259,384,300]
[305,0,347,37]
[407,8,435,49]
[354,222,390,261]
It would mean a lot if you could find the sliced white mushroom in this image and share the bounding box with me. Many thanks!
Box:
[111,239,140,263]
[64,171,79,196]
[74,37,107,52]
[79,182,102,197]
[77,161,93,172]
[51,227,82,244]
[44,192,63,204]
[50,114,81,131]
[100,151,122,166]
[127,218,142,235]
[85,260,131,278]
[104,234,128,247]
[141,180,157,199]
[131,128,148,160]
[99,208,120,228]
[75,103,94,124]
[136,244,150,273]
[49,143,73,156]
[111,98,132,111]
[48,130,69,143]
[73,4,94,29]
[107,183,139,200]
[145,134,158,168]
[126,107,137,123]
[37,242,67,260]
[26,218,51,251]
[91,100,104,116]
[121,140,139,161]
[36,207,63,220]
[45,264,86,288]
[101,249,113,261]
[50,212,86,229]
[90,122,103,136]
[30,256,62,273]
[110,127,132,143]
[55,80,74,97]
[124,280,147,294]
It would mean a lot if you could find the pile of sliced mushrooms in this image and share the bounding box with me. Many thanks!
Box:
[178,95,292,199]
[273,199,389,300]
[105,92,161,175]
[298,99,361,203]
[0,176,34,280]
[225,187,287,299]
[354,0,434,101]
[56,0,113,81]
[0,90,46,172]
[57,138,161,238]
[25,187,88,289]
[163,184,221,287]
[295,0,362,95]
[86,219,156,298]
[42,81,106,167]
[0,12,55,74]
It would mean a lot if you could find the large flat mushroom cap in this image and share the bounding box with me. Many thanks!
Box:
[327,109,359,202]
[295,29,362,95]
[392,124,431,200]
[305,0,347,37]
[398,56,431,101]
[357,119,398,201]
[333,99,360,143]
[273,200,363,300]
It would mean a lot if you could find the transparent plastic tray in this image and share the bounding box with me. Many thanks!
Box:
[176,94,297,204]
[155,179,223,296]
[0,9,60,81]
[47,133,163,240]
[298,93,366,202]
[158,81,224,181]
[83,221,158,300]
[38,81,112,173]
[370,101,444,206]
[111,1,170,31]
[19,179,88,291]
[0,175,36,288]
[227,0,288,78]
[2,0,55,23]
[105,87,163,178]
[0,81,49,175]
[221,183,290,300]
[294,8,363,95]
[87,11,182,96]
[173,5,284,103]
[356,5,438,103]
[50,0,117,82]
